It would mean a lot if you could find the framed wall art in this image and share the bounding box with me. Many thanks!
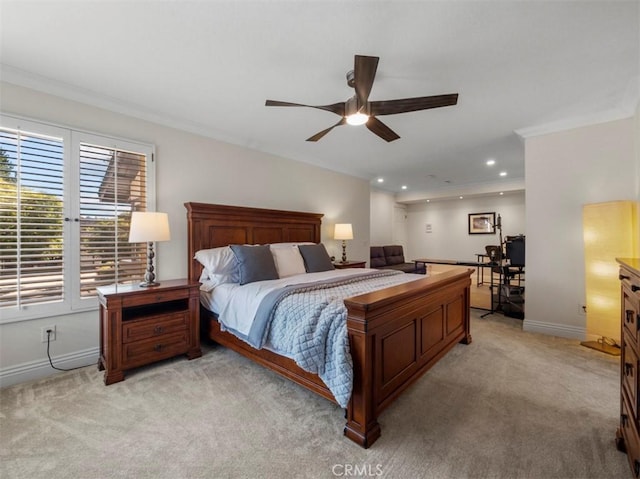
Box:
[468,212,496,235]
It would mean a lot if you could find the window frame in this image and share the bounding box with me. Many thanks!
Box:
[0,114,156,324]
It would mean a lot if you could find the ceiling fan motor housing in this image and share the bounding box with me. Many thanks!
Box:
[345,95,369,116]
[346,69,356,88]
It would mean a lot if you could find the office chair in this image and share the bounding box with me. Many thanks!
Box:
[504,236,525,286]
[484,244,504,287]
[485,245,502,264]
[480,244,506,317]
[500,236,525,319]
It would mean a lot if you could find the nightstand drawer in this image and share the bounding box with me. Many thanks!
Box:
[122,312,189,344]
[123,332,189,369]
[121,288,190,308]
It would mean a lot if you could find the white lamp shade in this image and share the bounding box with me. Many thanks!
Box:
[128,212,171,243]
[334,223,353,240]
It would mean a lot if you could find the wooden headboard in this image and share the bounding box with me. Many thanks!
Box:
[184,202,323,282]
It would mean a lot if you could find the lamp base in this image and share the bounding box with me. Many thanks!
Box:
[580,340,621,356]
[139,281,160,288]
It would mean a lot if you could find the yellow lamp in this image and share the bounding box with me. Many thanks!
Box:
[582,200,639,354]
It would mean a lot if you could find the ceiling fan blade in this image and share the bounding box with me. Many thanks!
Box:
[354,55,379,109]
[266,99,345,117]
[369,93,458,116]
[366,117,400,142]
[306,118,347,142]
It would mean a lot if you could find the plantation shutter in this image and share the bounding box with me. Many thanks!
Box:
[0,128,65,309]
[78,144,148,297]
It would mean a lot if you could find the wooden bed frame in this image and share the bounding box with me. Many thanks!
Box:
[185,202,473,448]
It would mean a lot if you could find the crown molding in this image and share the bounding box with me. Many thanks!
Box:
[395,178,525,204]
[0,64,245,145]
[515,105,636,140]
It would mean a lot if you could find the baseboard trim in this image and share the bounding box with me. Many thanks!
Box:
[522,319,585,340]
[0,347,99,388]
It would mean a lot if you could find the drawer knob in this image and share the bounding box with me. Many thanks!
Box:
[154,326,164,334]
[620,274,631,281]
[154,344,165,352]
[626,310,634,324]
[625,362,634,376]
[633,285,640,293]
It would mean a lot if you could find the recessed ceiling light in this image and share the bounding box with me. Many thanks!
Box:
[426,199,430,203]
[459,196,464,199]
[499,192,504,195]
[486,159,496,166]
[401,185,407,190]
[499,171,507,177]
[377,178,384,183]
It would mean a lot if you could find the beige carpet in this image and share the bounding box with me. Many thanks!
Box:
[0,311,628,479]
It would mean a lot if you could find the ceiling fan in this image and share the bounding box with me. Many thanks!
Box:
[265,55,458,142]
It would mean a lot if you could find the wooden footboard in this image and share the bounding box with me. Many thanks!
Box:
[344,267,472,447]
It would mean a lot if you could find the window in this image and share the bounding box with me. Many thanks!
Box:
[0,116,155,322]
[0,128,66,310]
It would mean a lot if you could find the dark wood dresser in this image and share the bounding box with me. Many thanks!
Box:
[616,258,640,477]
[97,279,201,385]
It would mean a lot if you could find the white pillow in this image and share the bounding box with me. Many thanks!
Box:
[270,244,307,278]
[194,246,240,286]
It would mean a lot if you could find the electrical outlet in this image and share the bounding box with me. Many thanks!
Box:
[41,325,56,343]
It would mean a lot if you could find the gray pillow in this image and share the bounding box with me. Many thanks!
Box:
[229,245,279,285]
[298,244,335,273]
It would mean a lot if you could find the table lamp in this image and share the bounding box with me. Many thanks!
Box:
[128,211,171,287]
[334,223,353,263]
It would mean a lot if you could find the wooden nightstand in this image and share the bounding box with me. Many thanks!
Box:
[333,260,367,269]
[97,279,202,385]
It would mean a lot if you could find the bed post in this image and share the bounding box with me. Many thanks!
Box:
[344,316,380,448]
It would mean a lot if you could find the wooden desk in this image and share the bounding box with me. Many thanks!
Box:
[413,258,489,268]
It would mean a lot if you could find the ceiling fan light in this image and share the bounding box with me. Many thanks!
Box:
[346,113,369,126]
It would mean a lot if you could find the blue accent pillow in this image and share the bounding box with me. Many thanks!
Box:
[298,244,335,273]
[229,245,279,285]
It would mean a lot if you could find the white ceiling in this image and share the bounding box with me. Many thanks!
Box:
[1,1,638,201]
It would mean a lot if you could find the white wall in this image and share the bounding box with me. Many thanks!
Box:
[0,82,371,386]
[405,193,526,262]
[370,189,396,246]
[369,189,525,262]
[637,100,640,203]
[523,116,638,339]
